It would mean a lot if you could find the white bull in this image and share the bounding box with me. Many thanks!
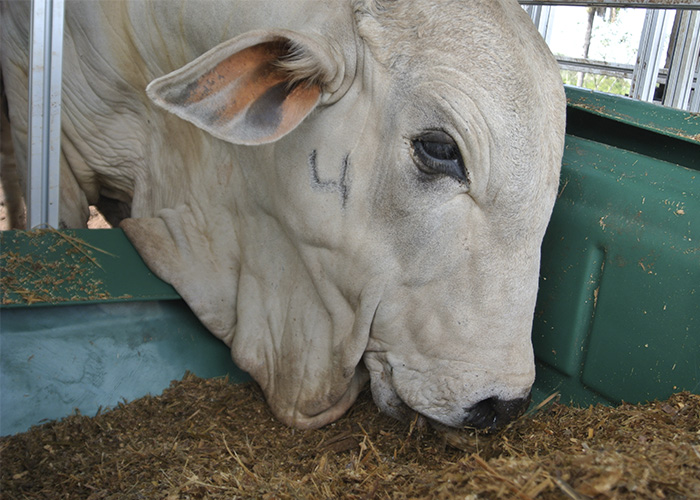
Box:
[1,0,565,429]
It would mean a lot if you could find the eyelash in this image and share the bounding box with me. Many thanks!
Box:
[411,133,468,185]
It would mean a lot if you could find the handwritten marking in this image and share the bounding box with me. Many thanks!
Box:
[308,150,350,208]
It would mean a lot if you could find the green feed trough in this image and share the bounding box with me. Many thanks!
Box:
[532,87,699,407]
[0,229,251,436]
[1,86,698,436]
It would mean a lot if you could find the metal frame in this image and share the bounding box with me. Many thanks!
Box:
[690,54,700,109]
[557,56,639,79]
[630,9,675,101]
[523,5,555,42]
[664,10,700,110]
[520,1,700,8]
[27,0,64,228]
[523,1,700,111]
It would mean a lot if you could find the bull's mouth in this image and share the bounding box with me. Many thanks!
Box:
[362,309,531,432]
[366,368,531,432]
[383,393,529,430]
[366,388,468,435]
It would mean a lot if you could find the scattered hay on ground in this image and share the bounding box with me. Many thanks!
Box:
[0,228,119,305]
[2,374,698,499]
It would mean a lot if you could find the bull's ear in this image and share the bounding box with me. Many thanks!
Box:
[146,30,340,145]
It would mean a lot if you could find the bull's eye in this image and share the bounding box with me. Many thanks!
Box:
[411,131,468,185]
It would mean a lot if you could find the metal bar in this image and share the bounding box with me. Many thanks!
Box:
[556,56,671,82]
[519,1,700,8]
[631,9,674,101]
[525,5,555,42]
[27,0,64,229]
[663,10,700,109]
[557,56,637,79]
[690,59,700,111]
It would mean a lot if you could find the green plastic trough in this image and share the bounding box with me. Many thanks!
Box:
[531,87,699,407]
[0,229,251,436]
[1,86,698,436]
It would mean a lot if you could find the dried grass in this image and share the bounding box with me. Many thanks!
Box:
[0,228,126,305]
[2,374,698,499]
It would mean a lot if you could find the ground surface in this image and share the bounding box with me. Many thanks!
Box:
[1,374,698,499]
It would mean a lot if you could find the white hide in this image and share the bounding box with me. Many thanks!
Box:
[0,0,566,429]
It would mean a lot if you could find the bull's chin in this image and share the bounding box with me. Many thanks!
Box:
[272,373,369,430]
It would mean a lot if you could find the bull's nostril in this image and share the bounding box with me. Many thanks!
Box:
[465,397,498,429]
[464,393,531,430]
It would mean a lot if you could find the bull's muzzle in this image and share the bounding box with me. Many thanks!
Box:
[462,393,531,430]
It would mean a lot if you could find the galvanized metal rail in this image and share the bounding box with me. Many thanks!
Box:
[27,0,64,229]
[520,1,699,8]
[523,2,700,112]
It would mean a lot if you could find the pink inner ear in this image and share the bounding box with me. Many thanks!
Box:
[176,40,322,144]
[181,42,285,106]
[276,83,322,135]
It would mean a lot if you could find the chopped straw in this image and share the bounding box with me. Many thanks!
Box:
[2,374,698,499]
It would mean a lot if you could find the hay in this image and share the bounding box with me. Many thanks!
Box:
[0,228,122,305]
[1,374,698,499]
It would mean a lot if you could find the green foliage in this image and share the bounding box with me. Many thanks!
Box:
[561,70,631,96]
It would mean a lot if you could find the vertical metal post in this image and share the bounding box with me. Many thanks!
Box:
[689,59,700,112]
[27,0,64,229]
[630,9,674,103]
[663,10,700,110]
[525,5,554,44]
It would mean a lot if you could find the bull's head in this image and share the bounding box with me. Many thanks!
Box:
[122,0,565,430]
